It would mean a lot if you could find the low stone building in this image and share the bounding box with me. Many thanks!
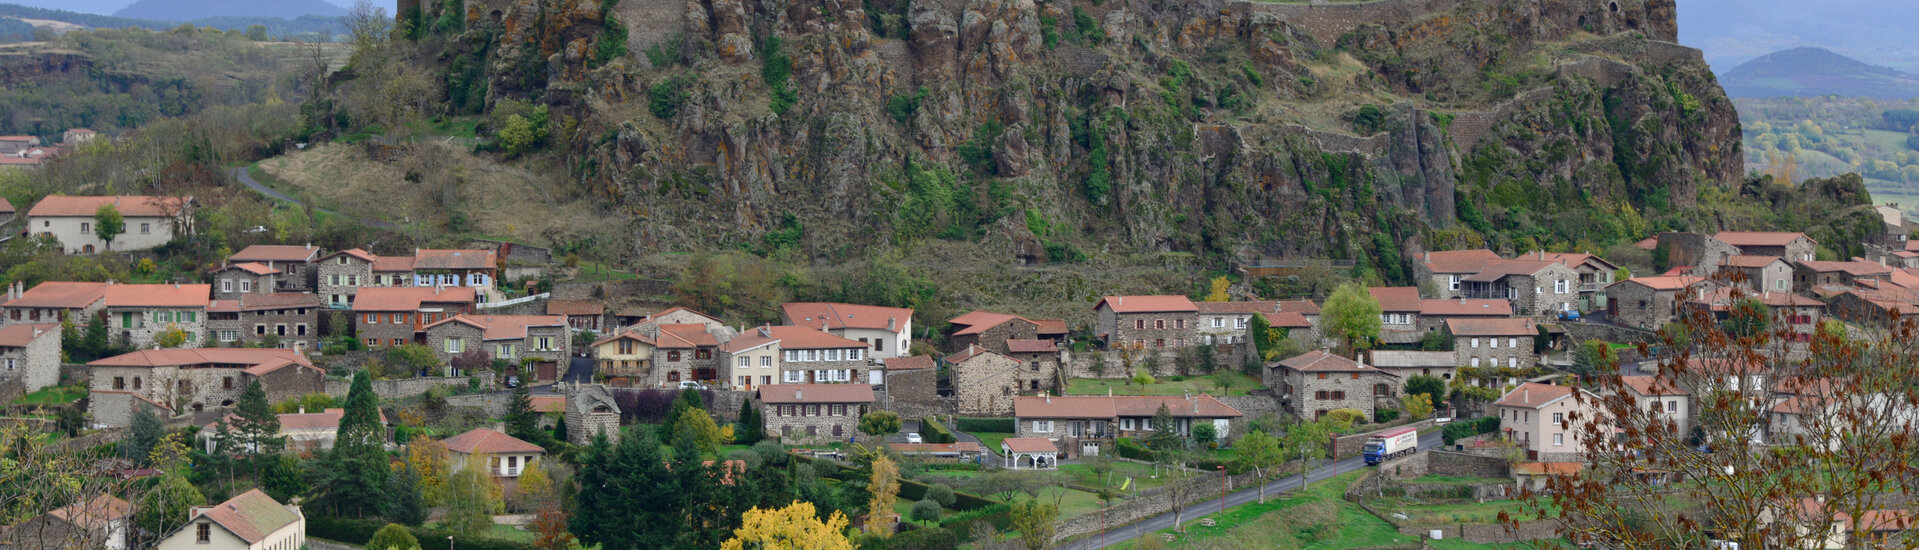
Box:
[1012,394,1243,458]
[1719,255,1794,293]
[1605,276,1714,330]
[226,244,323,292]
[1419,249,1503,299]
[1414,298,1513,334]
[206,293,320,353]
[351,286,477,349]
[316,248,377,308]
[950,344,1046,416]
[1369,287,1423,344]
[1367,350,1457,391]
[1446,318,1539,369]
[1524,251,1622,311]
[719,325,870,390]
[1193,300,1280,346]
[1792,260,1893,291]
[1714,231,1817,262]
[210,263,280,300]
[1270,350,1399,421]
[1460,260,1580,317]
[1093,295,1199,350]
[547,299,605,332]
[759,384,875,445]
[654,323,725,385]
[1823,287,1919,327]
[1,281,107,328]
[881,355,938,407]
[5,494,132,550]
[104,284,211,349]
[88,348,324,424]
[1004,339,1062,373]
[0,323,61,393]
[945,310,1040,354]
[564,384,620,445]
[423,314,569,377]
[1655,232,1744,275]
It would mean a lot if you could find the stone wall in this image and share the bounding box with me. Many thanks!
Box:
[58,363,89,385]
[1445,87,1556,152]
[446,392,515,418]
[1559,321,1655,346]
[324,373,493,400]
[1215,393,1280,438]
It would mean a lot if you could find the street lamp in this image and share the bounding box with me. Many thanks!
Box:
[448,535,454,550]
[1217,465,1226,518]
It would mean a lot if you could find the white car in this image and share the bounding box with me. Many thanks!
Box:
[677,381,703,390]
[906,433,923,444]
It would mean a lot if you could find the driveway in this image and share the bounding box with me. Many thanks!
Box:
[228,167,395,228]
[1056,431,1444,549]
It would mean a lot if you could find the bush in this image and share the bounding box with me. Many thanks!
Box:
[308,516,535,550]
[873,524,961,549]
[925,484,956,507]
[919,417,957,444]
[953,417,1015,433]
[1115,437,1154,461]
[911,499,943,523]
[1375,408,1400,423]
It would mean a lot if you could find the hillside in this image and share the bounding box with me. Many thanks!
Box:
[113,0,345,21]
[1676,0,1919,72]
[0,4,346,40]
[1720,47,1919,99]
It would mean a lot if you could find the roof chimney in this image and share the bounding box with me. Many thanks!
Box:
[1045,393,1051,404]
[795,390,802,400]
[1524,387,1530,403]
[1424,251,1431,262]
[888,317,897,332]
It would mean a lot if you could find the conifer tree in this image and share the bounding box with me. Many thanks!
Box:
[313,370,390,518]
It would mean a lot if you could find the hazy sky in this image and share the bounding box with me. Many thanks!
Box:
[3,0,397,16]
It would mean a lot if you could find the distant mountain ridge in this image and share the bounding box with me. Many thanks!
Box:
[0,0,395,17]
[1720,47,1919,100]
[114,0,345,21]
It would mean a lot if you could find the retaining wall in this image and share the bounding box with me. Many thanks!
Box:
[325,373,494,400]
[1332,418,1440,457]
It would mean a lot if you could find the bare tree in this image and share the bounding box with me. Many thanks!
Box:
[0,424,140,550]
[344,0,391,60]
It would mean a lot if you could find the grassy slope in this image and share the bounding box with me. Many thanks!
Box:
[1117,471,1535,549]
[1065,372,1265,397]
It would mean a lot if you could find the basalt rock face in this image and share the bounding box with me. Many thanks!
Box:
[467,0,1731,262]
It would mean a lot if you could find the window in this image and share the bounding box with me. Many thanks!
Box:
[1030,362,1040,372]
[365,314,378,324]
[1553,413,1564,424]
[1315,390,1327,399]
[831,404,845,415]
[668,351,681,362]
[1669,400,1678,412]
[874,339,884,352]
[695,348,711,359]
[739,357,751,368]
[1490,338,1499,349]
[239,280,252,293]
[1034,421,1053,433]
[223,377,233,390]
[783,370,800,383]
[806,405,819,416]
[1121,418,1135,430]
[1154,339,1164,348]
[825,349,840,361]
[391,339,403,347]
[276,324,287,336]
[1449,275,1461,291]
[1471,357,1481,367]
[1175,319,1186,329]
[218,330,238,342]
[538,337,555,351]
[297,324,308,336]
[1155,319,1165,330]
[491,456,501,473]
[392,313,406,324]
[113,377,125,389]
[80,222,90,233]
[1317,372,1327,380]
[1508,357,1517,368]
[760,356,772,367]
[761,375,771,385]
[1134,319,1145,330]
[1508,338,1517,349]
[1553,433,1564,446]
[256,324,267,335]
[366,337,378,347]
[1235,318,1247,329]
[197,523,210,543]
[1471,338,1480,348]
[1212,318,1223,328]
[1555,280,1568,293]
[220,279,232,292]
[140,223,150,234]
[1775,279,1787,291]
[445,338,464,354]
[132,377,142,389]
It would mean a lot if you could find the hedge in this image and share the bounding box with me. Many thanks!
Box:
[1115,437,1154,461]
[309,516,536,550]
[938,502,1012,532]
[897,478,995,511]
[953,417,1015,433]
[920,417,957,444]
[1442,416,1503,445]
[866,524,961,549]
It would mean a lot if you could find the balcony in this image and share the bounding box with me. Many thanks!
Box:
[1580,282,1604,292]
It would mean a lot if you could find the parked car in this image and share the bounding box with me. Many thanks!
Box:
[906,433,923,444]
[677,380,703,390]
[505,376,521,389]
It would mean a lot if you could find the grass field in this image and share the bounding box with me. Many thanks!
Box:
[966,431,1015,454]
[1059,461,1172,492]
[1375,496,1558,526]
[1116,471,1534,549]
[1406,474,1508,486]
[1066,371,1264,397]
[14,385,86,406]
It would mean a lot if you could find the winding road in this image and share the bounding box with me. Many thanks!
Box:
[1057,431,1444,549]
[228,166,396,228]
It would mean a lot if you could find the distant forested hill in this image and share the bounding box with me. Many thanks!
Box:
[1721,48,1919,100]
[1678,0,1919,73]
[0,4,344,41]
[113,0,346,21]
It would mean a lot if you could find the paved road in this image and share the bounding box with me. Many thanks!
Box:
[1058,431,1444,549]
[228,167,395,228]
[564,355,594,385]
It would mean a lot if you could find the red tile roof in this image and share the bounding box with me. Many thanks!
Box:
[589,329,656,348]
[351,286,476,312]
[89,348,312,369]
[721,325,864,352]
[27,195,189,218]
[758,384,876,404]
[0,157,42,166]
[1418,298,1513,317]
[1001,438,1060,454]
[1796,260,1893,278]
[371,255,416,272]
[1276,300,1321,315]
[1276,350,1384,373]
[545,299,604,316]
[945,344,1013,365]
[442,428,545,455]
[1194,301,1280,314]
[783,302,914,332]
[1006,339,1058,353]
[1520,251,1617,270]
[229,244,321,263]
[1445,318,1537,336]
[883,355,936,371]
[413,249,497,270]
[1613,276,1707,292]
[1715,231,1813,247]
[1013,395,1243,419]
[425,314,566,341]
[1620,376,1687,396]
[1093,295,1198,313]
[949,311,1039,335]
[1421,249,1502,273]
[1495,382,1576,409]
[1367,287,1421,312]
[1033,319,1069,335]
[224,262,281,276]
[0,197,12,213]
[1261,312,1312,328]
[191,489,300,545]
[0,323,58,347]
[44,495,131,529]
[320,248,378,263]
[2,281,107,309]
[1462,260,1561,283]
[656,323,720,348]
[1722,255,1785,268]
[104,284,210,308]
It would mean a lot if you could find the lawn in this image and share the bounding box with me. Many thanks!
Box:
[967,431,1015,454]
[1117,471,1532,549]
[1066,371,1264,397]
[1059,461,1172,492]
[1036,486,1110,519]
[14,385,86,406]
[1406,474,1508,486]
[1374,497,1559,526]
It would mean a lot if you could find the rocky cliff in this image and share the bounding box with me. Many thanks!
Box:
[387,0,1735,273]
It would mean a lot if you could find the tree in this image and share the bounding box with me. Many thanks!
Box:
[135,475,204,547]
[384,344,440,378]
[1402,393,1434,420]
[1130,369,1155,392]
[443,454,503,537]
[312,370,389,518]
[1145,403,1181,452]
[1723,297,1772,338]
[366,523,420,550]
[859,411,902,438]
[1234,430,1284,503]
[661,388,706,442]
[505,383,542,442]
[672,407,724,457]
[720,501,854,550]
[1205,276,1231,302]
[153,326,189,348]
[1322,282,1382,357]
[1192,423,1218,448]
[910,498,941,524]
[866,454,901,536]
[449,349,491,375]
[737,398,763,444]
[1404,375,1446,405]
[574,431,679,549]
[1212,370,1237,395]
[1009,499,1059,550]
[122,406,162,462]
[83,314,109,359]
[389,459,429,526]
[1570,340,1617,378]
[530,505,575,550]
[516,459,553,511]
[403,437,448,505]
[925,484,956,507]
[55,406,86,437]
[230,380,285,477]
[93,205,124,251]
[344,0,390,58]
[244,24,269,41]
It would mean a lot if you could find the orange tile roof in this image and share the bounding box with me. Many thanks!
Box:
[425,314,565,341]
[721,325,864,352]
[1032,319,1069,335]
[89,348,312,369]
[1462,260,1561,283]
[3,281,108,309]
[413,249,497,270]
[1520,251,1617,270]
[783,302,914,331]
[1495,383,1576,409]
[320,248,378,263]
[951,313,1037,335]
[589,329,655,348]
[1194,301,1281,314]
[0,197,12,213]
[882,355,936,370]
[1634,237,1658,251]
[1620,376,1687,396]
[1276,300,1321,315]
[27,195,189,217]
[1419,298,1514,316]
[1421,249,1503,273]
[1013,395,1243,418]
[104,284,210,308]
[1001,438,1060,454]
[1013,396,1114,418]
[1276,350,1384,373]
[441,428,545,455]
[44,494,131,529]
[1367,287,1421,312]
[1715,231,1813,247]
[229,244,321,263]
[1796,260,1893,277]
[1093,295,1198,313]
[0,323,58,347]
[192,489,299,545]
[545,299,604,316]
[656,323,720,348]
[223,262,281,276]
[1721,255,1785,268]
[1613,276,1707,292]
[351,286,476,312]
[1445,318,1537,336]
[0,157,42,166]
[371,256,416,272]
[1261,312,1312,328]
[1006,339,1058,353]
[758,384,876,404]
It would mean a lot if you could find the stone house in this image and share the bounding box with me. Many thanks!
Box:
[1605,276,1715,330]
[1004,339,1062,374]
[0,135,40,154]
[1194,300,1281,346]
[443,428,547,478]
[1460,259,1580,317]
[226,244,322,292]
[1261,311,1317,348]
[588,329,656,387]
[759,383,875,445]
[1446,318,1539,369]
[1714,231,1817,262]
[950,344,1049,416]
[564,384,620,445]
[88,348,323,424]
[1011,394,1243,458]
[1620,376,1689,440]
[1414,298,1513,335]
[617,306,727,334]
[1495,382,1603,462]
[152,490,303,550]
[26,195,193,254]
[720,325,870,390]
[316,248,498,307]
[782,302,914,359]
[423,314,569,378]
[0,323,61,393]
[315,248,377,308]
[546,299,605,332]
[5,494,132,550]
[1655,232,1743,275]
[1720,255,1794,293]
[63,128,97,144]
[411,249,500,299]
[589,312,739,388]
[206,293,321,353]
[1093,295,1199,350]
[1367,350,1457,392]
[944,310,1040,354]
[1681,288,1825,349]
[1792,260,1893,292]
[105,284,211,349]
[1419,249,1503,299]
[0,281,107,327]
[1271,350,1399,421]
[1523,251,1622,310]
[1368,288,1423,344]
[210,263,279,300]
[1825,287,1919,327]
[351,286,476,349]
[881,355,938,406]
[654,323,725,385]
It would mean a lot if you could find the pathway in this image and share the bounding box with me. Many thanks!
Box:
[228,166,396,228]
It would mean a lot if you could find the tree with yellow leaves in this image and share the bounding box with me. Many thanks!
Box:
[720,501,854,550]
[1205,276,1231,302]
[865,455,900,537]
[403,436,449,505]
